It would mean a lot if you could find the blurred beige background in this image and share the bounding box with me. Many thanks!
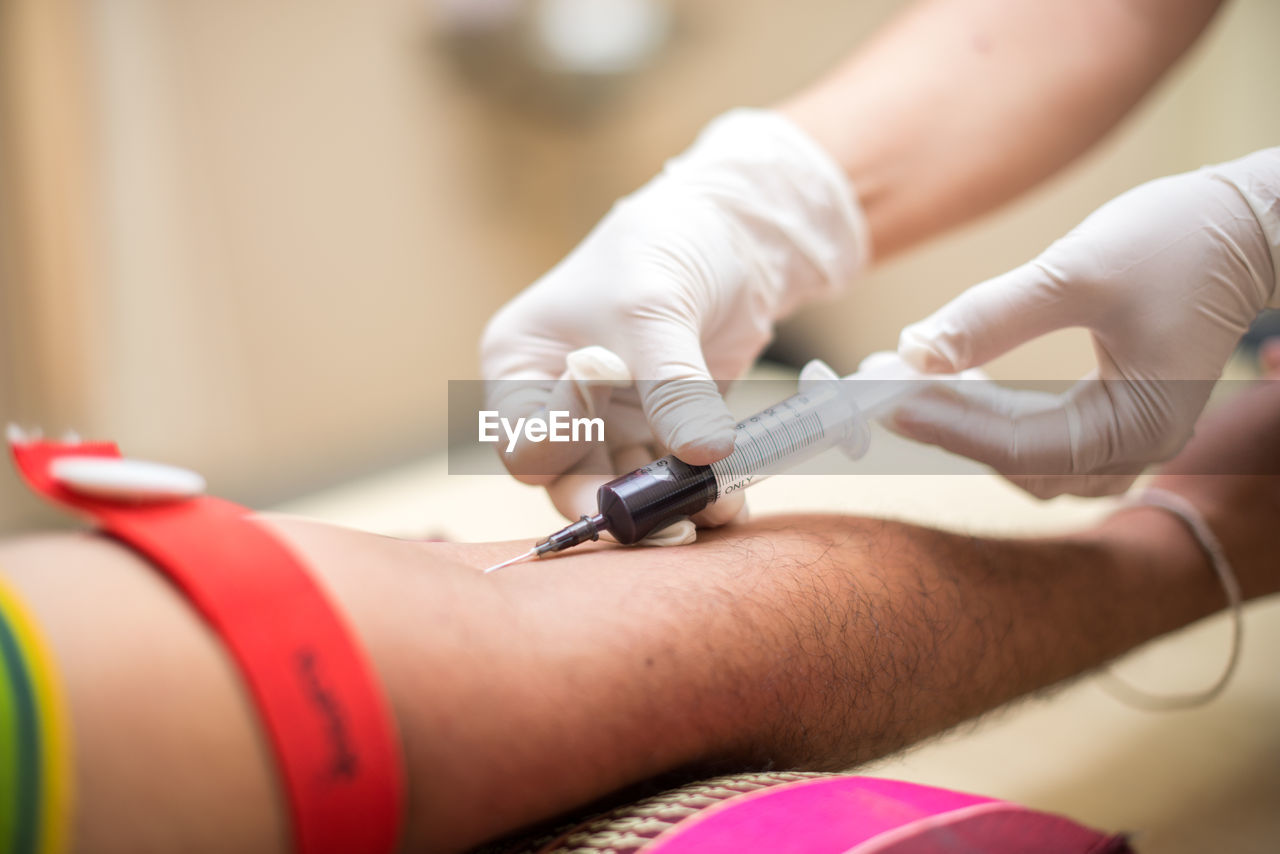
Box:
[1,0,1278,531]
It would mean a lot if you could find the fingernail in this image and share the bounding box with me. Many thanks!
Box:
[898,327,958,374]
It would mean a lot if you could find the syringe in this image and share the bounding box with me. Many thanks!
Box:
[484,353,943,573]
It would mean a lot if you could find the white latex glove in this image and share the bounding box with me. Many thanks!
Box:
[893,148,1280,498]
[482,109,868,534]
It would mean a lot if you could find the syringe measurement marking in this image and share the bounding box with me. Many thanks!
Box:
[742,412,822,474]
[712,394,829,492]
[761,401,810,472]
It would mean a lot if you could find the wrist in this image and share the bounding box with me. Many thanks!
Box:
[1077,504,1227,636]
[1089,489,1253,709]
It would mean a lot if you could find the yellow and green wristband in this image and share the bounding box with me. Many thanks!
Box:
[0,575,71,854]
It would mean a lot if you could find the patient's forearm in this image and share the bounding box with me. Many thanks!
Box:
[2,503,1253,853]
[260,507,1274,851]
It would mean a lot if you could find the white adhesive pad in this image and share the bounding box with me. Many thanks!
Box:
[51,457,206,503]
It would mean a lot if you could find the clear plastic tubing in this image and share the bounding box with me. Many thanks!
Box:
[531,352,940,557]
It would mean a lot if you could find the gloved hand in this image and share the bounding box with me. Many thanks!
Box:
[482,109,868,534]
[894,148,1280,498]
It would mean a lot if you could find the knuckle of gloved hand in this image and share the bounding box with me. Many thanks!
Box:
[1030,255,1107,321]
[596,264,691,328]
[615,284,677,324]
[1037,217,1135,288]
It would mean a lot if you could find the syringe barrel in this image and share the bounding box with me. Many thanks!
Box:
[589,353,935,549]
[595,380,864,544]
[708,381,862,496]
[597,457,717,544]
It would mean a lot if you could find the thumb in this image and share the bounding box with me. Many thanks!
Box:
[888,380,1076,486]
[626,319,737,465]
[899,260,1082,373]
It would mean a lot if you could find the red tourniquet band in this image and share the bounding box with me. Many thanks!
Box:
[11,438,404,854]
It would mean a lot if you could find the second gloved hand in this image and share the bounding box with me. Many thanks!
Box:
[482,109,868,528]
[895,148,1280,498]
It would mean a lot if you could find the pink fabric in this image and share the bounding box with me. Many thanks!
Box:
[643,776,1127,854]
[853,803,1128,853]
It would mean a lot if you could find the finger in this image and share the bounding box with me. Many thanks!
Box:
[625,319,737,465]
[888,382,1075,478]
[1023,443,1148,498]
[904,372,1061,419]
[544,442,617,521]
[898,260,1084,374]
[490,374,599,486]
[479,308,569,463]
[892,376,1179,499]
[889,380,1141,498]
[1004,470,1140,500]
[495,347,630,485]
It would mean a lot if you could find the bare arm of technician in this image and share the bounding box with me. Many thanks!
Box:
[783,0,1225,258]
[1,373,1277,853]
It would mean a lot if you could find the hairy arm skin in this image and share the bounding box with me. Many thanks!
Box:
[2,485,1272,853]
[4,368,1279,854]
[780,0,1226,259]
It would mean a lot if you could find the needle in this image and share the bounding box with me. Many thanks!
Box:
[483,548,539,574]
